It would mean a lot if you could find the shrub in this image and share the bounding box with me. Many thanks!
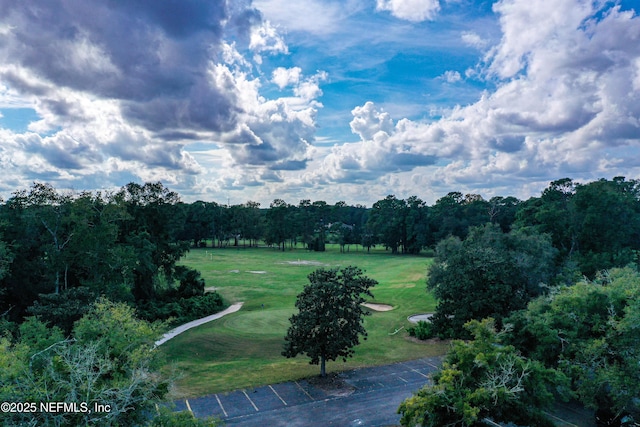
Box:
[407,320,435,340]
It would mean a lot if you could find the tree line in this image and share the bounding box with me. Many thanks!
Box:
[2,176,640,330]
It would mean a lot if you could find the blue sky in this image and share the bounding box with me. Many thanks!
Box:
[0,0,639,206]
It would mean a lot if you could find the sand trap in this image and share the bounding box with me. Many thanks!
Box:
[154,302,244,347]
[408,313,434,323]
[362,303,394,311]
[247,270,267,274]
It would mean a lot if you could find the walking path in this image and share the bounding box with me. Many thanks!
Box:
[154,302,244,347]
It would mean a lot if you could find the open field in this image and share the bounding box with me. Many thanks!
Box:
[159,244,448,397]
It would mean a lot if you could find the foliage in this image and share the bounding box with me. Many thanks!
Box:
[505,266,640,420]
[515,177,640,277]
[398,319,567,427]
[0,299,169,427]
[367,195,431,254]
[407,320,436,340]
[282,266,377,376]
[27,286,97,334]
[136,293,225,326]
[427,224,557,337]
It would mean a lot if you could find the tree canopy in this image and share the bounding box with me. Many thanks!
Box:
[427,224,557,337]
[282,266,377,376]
[398,319,567,427]
[505,266,640,422]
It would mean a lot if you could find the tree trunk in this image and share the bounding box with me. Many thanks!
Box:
[320,355,326,377]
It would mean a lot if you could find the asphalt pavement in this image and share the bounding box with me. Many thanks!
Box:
[170,355,595,427]
[173,357,442,426]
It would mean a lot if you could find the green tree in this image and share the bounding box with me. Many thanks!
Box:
[0,299,168,426]
[428,224,557,337]
[505,266,640,422]
[282,266,377,377]
[115,182,190,300]
[265,199,291,251]
[404,196,430,254]
[398,319,566,427]
[368,195,407,254]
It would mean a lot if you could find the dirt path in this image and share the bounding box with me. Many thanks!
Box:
[154,302,244,347]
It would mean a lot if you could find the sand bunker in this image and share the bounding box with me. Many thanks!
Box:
[362,303,394,311]
[408,313,434,323]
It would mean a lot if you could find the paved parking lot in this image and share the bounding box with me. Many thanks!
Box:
[172,357,442,426]
[170,356,595,426]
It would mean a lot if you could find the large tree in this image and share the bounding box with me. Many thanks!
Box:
[398,319,566,427]
[282,266,377,376]
[505,266,640,424]
[428,224,557,337]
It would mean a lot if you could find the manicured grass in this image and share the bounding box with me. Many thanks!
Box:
[159,244,447,397]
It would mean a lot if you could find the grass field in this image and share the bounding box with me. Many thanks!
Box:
[159,244,448,397]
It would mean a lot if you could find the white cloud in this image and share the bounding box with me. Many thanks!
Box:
[441,70,462,83]
[310,0,640,198]
[349,102,394,141]
[376,0,441,22]
[249,20,289,60]
[253,0,358,35]
[272,67,302,89]
[461,31,488,49]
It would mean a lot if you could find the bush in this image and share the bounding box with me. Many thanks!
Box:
[136,292,225,326]
[407,320,435,340]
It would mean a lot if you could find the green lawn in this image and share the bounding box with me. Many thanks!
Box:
[159,244,447,397]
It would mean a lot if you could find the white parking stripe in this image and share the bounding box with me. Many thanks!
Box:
[411,368,429,378]
[185,399,193,414]
[269,385,288,405]
[425,361,440,369]
[295,381,314,400]
[243,390,259,411]
[215,394,228,417]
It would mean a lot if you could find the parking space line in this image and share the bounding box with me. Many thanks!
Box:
[295,381,314,400]
[185,399,193,414]
[425,361,440,369]
[397,375,408,383]
[214,394,228,417]
[269,385,288,406]
[243,390,259,411]
[411,368,429,379]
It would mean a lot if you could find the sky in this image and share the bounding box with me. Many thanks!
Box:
[0,0,639,207]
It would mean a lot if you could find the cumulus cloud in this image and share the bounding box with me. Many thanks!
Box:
[376,0,441,22]
[272,67,303,89]
[311,0,640,196]
[0,0,328,195]
[249,20,288,63]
